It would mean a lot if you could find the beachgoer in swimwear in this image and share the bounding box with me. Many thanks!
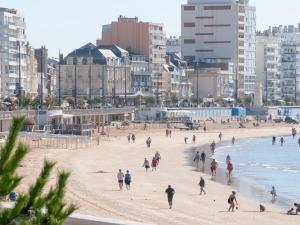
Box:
[199,177,206,195]
[228,191,238,212]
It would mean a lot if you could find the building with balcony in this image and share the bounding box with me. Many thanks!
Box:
[0,8,28,98]
[96,16,166,73]
[131,55,151,93]
[181,0,256,96]
[166,36,181,55]
[256,35,281,103]
[59,43,131,104]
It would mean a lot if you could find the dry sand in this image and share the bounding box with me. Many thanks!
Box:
[17,125,300,225]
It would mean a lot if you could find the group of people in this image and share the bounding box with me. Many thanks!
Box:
[117,169,132,190]
[142,151,161,172]
[127,133,136,143]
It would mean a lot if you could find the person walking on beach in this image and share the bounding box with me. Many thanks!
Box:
[203,126,207,133]
[192,135,196,144]
[155,151,161,166]
[166,129,169,137]
[211,159,218,178]
[280,137,284,146]
[127,134,131,143]
[165,185,175,209]
[272,136,276,145]
[142,158,150,172]
[218,132,223,141]
[117,169,124,190]
[292,128,297,139]
[146,137,152,148]
[124,170,131,190]
[270,186,277,202]
[151,157,158,171]
[184,137,188,144]
[228,191,238,212]
[232,136,236,145]
[169,130,172,138]
[227,161,233,184]
[194,151,200,168]
[131,134,136,143]
[199,177,206,195]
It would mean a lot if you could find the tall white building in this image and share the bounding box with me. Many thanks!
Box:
[256,35,281,103]
[181,0,256,96]
[0,8,27,98]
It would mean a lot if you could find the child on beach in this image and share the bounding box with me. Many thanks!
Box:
[146,137,152,148]
[228,191,238,212]
[124,170,131,190]
[117,169,124,190]
[143,158,150,172]
[184,137,188,144]
[198,177,206,195]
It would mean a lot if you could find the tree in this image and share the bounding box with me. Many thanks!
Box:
[284,96,294,105]
[77,98,86,107]
[65,97,75,106]
[243,95,252,107]
[87,97,102,105]
[0,116,77,224]
[20,96,31,107]
[144,96,155,106]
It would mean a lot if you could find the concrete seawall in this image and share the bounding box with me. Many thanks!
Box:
[65,214,155,225]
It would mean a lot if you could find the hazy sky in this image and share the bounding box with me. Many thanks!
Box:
[1,0,300,57]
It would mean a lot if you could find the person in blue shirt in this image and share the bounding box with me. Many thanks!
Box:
[124,170,132,190]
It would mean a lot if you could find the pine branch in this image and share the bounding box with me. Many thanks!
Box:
[0,116,25,172]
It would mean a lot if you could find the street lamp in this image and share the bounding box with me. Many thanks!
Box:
[73,52,78,107]
[17,41,22,108]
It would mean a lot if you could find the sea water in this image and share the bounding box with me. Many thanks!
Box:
[214,135,300,209]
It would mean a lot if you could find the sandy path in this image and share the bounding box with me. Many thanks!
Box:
[18,125,300,225]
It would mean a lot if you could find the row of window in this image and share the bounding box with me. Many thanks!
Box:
[183,5,231,11]
[184,23,231,28]
[184,39,231,44]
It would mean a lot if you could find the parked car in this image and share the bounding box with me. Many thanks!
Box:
[184,121,200,130]
[285,116,299,124]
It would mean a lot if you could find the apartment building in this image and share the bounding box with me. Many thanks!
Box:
[181,0,256,96]
[59,43,131,102]
[166,36,181,55]
[96,16,166,73]
[0,8,27,98]
[131,55,151,93]
[256,35,281,103]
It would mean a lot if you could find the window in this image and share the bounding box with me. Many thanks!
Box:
[204,5,231,10]
[204,24,231,27]
[204,41,231,44]
[184,22,195,27]
[195,33,214,35]
[184,6,195,11]
[195,16,214,19]
[195,49,214,52]
[184,39,196,44]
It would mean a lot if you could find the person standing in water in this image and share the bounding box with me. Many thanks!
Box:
[211,159,218,178]
[199,177,207,195]
[200,151,206,167]
[228,191,238,212]
[272,136,276,145]
[117,169,124,190]
[280,137,284,146]
[194,151,201,168]
[270,186,277,202]
[165,185,175,209]
[210,141,216,154]
[227,161,234,184]
[232,136,236,145]
[226,154,231,165]
[124,170,131,190]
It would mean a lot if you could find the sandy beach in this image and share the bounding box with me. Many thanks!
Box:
[17,124,300,225]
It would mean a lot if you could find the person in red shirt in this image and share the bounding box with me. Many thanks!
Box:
[151,157,158,171]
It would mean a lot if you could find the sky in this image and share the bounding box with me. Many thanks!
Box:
[1,0,300,57]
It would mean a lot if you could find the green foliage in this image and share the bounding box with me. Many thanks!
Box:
[87,97,102,105]
[284,96,295,104]
[65,97,75,106]
[0,116,77,224]
[77,98,86,107]
[144,96,155,105]
[20,96,31,107]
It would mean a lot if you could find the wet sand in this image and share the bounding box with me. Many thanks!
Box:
[16,125,300,225]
